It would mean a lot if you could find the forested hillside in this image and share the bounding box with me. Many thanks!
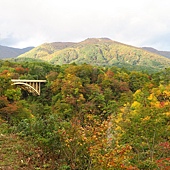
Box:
[17,38,170,72]
[0,59,170,169]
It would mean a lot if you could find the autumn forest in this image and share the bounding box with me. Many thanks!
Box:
[0,59,170,169]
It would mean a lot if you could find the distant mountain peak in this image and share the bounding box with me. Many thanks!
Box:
[0,45,34,59]
[142,47,170,59]
[81,37,113,44]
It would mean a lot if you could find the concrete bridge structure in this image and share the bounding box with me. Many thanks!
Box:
[11,79,46,95]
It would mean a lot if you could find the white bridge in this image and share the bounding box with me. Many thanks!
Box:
[11,79,46,95]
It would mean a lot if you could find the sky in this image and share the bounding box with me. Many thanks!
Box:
[0,0,170,51]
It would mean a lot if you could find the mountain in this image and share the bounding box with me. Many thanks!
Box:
[0,45,34,59]
[18,38,170,72]
[142,47,170,59]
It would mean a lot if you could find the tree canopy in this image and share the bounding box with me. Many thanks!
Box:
[0,60,170,169]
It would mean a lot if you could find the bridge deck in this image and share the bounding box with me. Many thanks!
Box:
[11,79,47,82]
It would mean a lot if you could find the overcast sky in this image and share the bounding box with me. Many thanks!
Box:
[0,0,170,50]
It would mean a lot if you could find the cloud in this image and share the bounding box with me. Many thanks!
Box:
[0,0,170,50]
[0,34,19,47]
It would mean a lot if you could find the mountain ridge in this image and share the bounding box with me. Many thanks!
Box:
[0,45,34,59]
[142,47,170,59]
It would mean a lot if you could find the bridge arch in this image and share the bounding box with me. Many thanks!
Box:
[12,82,40,95]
